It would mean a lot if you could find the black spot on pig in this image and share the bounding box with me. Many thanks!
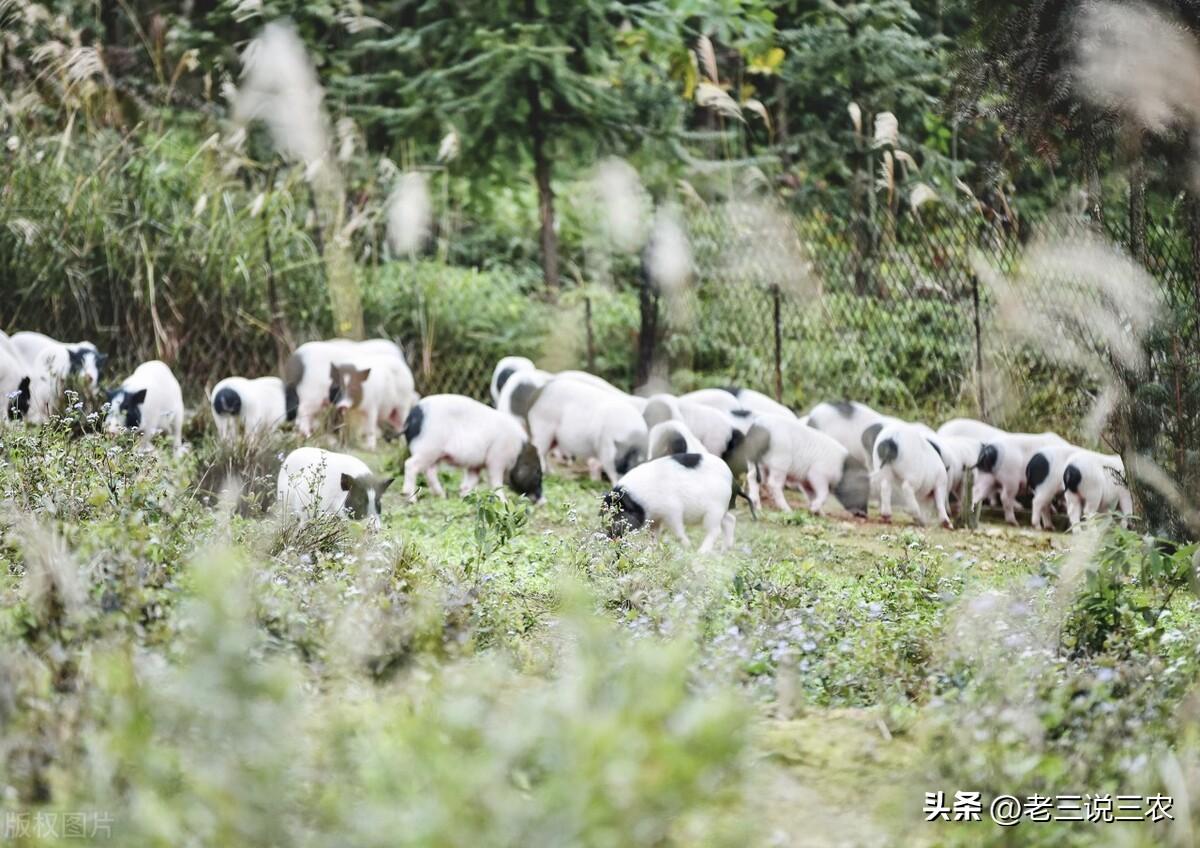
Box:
[731,409,751,419]
[861,422,884,456]
[283,353,303,422]
[719,385,741,396]
[111,388,147,429]
[212,386,242,417]
[68,348,86,376]
[340,472,394,520]
[875,437,898,466]
[95,351,109,378]
[722,428,745,462]
[832,401,856,418]
[507,442,543,501]
[834,455,870,517]
[1063,464,1082,494]
[671,452,703,469]
[7,376,30,420]
[977,443,999,473]
[1026,451,1050,491]
[615,441,644,476]
[602,486,646,537]
[508,380,542,420]
[664,431,688,456]
[495,366,516,393]
[403,404,425,444]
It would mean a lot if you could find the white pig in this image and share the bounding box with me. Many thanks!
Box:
[807,400,895,468]
[11,331,107,390]
[603,452,737,553]
[1024,444,1081,531]
[490,356,537,404]
[526,377,648,484]
[276,446,393,526]
[647,419,708,459]
[105,360,185,452]
[872,423,952,528]
[975,430,1071,524]
[0,334,30,422]
[329,354,417,449]
[284,338,410,437]
[211,376,287,441]
[401,394,543,501]
[642,394,749,461]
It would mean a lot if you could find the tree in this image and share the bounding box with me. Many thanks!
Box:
[344,0,684,290]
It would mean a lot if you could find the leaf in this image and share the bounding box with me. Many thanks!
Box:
[743,98,772,131]
[696,34,719,84]
[695,82,744,122]
[747,47,785,76]
[848,102,862,134]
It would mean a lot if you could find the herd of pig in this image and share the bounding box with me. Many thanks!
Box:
[0,332,1132,551]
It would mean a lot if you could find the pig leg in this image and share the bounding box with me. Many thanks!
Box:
[664,510,691,548]
[425,464,447,498]
[586,457,604,482]
[360,407,379,451]
[972,473,995,510]
[721,512,736,550]
[1066,492,1084,528]
[402,455,427,500]
[1031,488,1053,531]
[459,468,481,497]
[1000,484,1019,526]
[934,477,952,529]
[901,481,927,525]
[768,474,791,513]
[1117,488,1134,528]
[808,476,831,514]
[746,464,762,511]
[877,473,893,522]
[698,510,723,554]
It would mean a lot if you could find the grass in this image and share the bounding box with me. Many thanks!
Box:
[0,423,1197,846]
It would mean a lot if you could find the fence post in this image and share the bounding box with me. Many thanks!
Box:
[772,284,783,403]
[584,295,596,372]
[971,271,986,420]
[635,264,658,388]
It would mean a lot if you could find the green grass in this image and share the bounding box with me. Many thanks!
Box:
[1,422,1197,846]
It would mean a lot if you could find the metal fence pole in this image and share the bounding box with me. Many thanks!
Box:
[971,271,986,420]
[772,283,783,403]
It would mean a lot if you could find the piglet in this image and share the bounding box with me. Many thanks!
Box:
[647,419,707,459]
[0,333,30,422]
[491,356,536,404]
[1062,450,1133,528]
[602,452,737,553]
[11,331,107,391]
[1025,444,1080,530]
[105,360,185,452]
[329,354,417,449]
[211,376,287,442]
[277,446,393,527]
[402,394,542,502]
[526,377,647,484]
[872,423,952,528]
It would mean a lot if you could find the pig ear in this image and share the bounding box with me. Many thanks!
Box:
[96,352,109,367]
[377,476,394,493]
[330,364,339,378]
[129,388,148,405]
[340,473,355,492]
[357,368,371,382]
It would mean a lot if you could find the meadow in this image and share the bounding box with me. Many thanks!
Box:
[1,407,1197,847]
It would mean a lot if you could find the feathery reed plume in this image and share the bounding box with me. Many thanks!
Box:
[594,157,649,254]
[386,171,431,258]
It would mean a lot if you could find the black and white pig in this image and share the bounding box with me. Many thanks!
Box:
[602,453,737,553]
[681,386,794,419]
[11,331,107,390]
[872,422,952,528]
[329,355,417,449]
[277,446,393,527]
[496,367,552,421]
[807,400,897,468]
[105,360,185,452]
[490,356,536,404]
[974,430,1070,525]
[1062,450,1133,528]
[211,376,287,441]
[284,338,410,437]
[402,394,543,502]
[0,332,31,421]
[735,412,870,516]
[1024,444,1081,530]
[642,394,748,463]
[647,419,707,459]
[526,377,648,484]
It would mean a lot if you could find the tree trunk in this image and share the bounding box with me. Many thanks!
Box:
[1082,120,1105,227]
[528,85,560,291]
[635,262,658,388]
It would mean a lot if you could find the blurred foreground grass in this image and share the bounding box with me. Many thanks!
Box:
[0,423,1197,846]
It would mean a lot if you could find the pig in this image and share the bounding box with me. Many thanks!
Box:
[105,360,185,452]
[276,446,393,526]
[974,430,1071,525]
[602,452,737,554]
[11,331,107,390]
[525,377,648,484]
[284,338,410,437]
[647,419,707,460]
[401,394,543,502]
[329,354,417,449]
[556,370,648,412]
[807,400,894,468]
[872,423,952,528]
[682,386,794,419]
[0,336,30,422]
[211,376,287,442]
[642,394,749,463]
[1062,450,1133,528]
[491,356,536,404]
[737,412,870,516]
[1025,444,1081,531]
[926,433,982,506]
[497,367,552,420]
